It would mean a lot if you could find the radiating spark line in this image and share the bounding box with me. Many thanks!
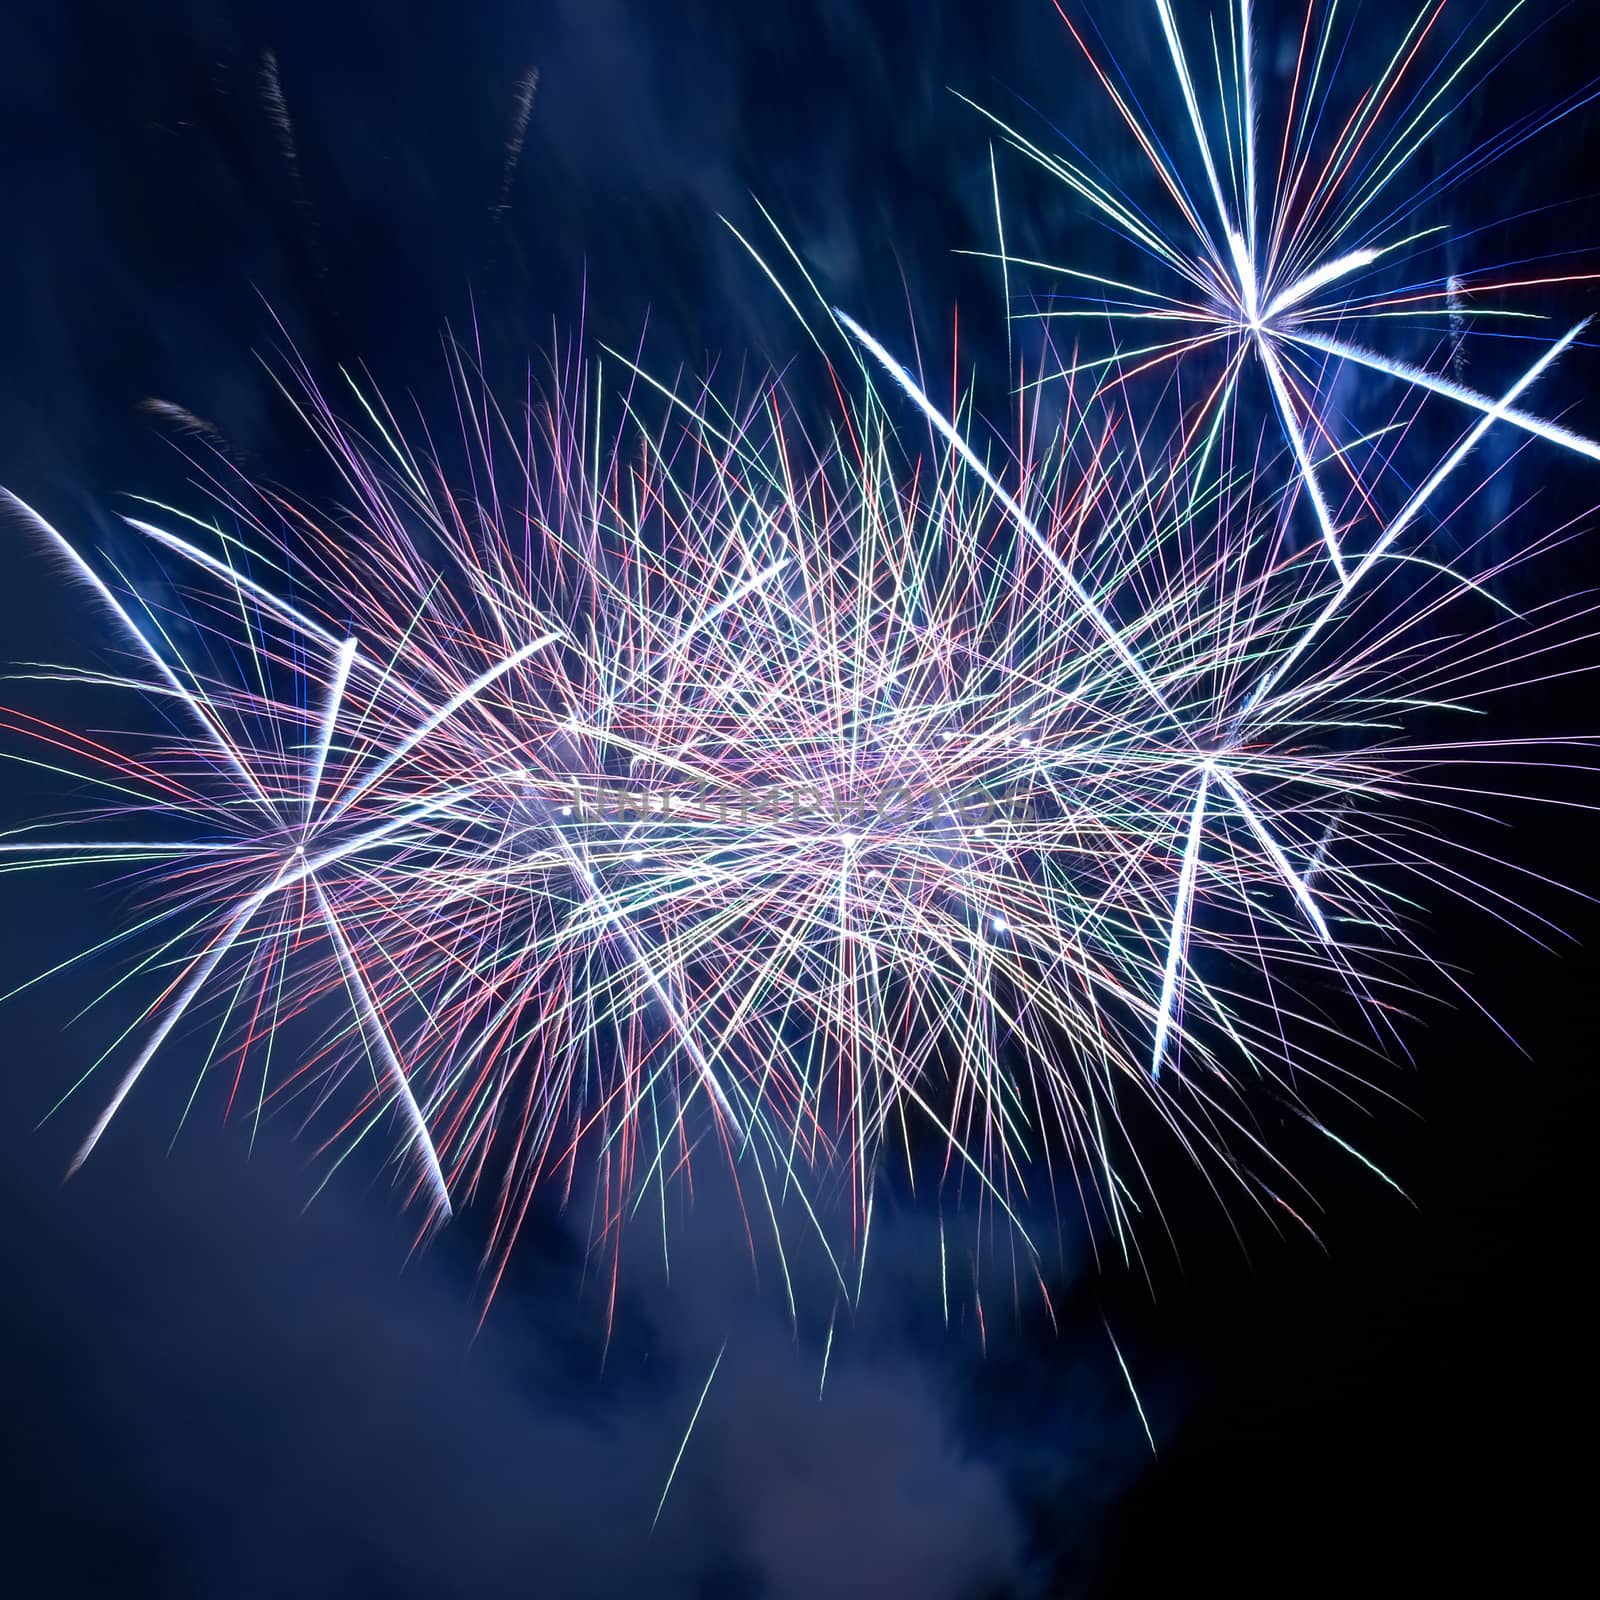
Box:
[313,876,451,1217]
[1256,334,1347,578]
[1210,763,1331,942]
[307,637,359,827]
[820,1302,837,1400]
[1264,246,1388,321]
[68,875,284,1173]
[1151,770,1210,1079]
[122,517,345,648]
[1288,328,1600,463]
[1104,1317,1157,1457]
[5,491,277,812]
[654,1341,726,1530]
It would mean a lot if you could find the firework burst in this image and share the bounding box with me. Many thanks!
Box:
[3,1,1597,1320]
[969,0,1600,575]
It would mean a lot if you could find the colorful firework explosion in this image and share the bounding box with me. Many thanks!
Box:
[3,0,1597,1320]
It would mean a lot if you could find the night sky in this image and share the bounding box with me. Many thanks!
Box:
[1,2,1596,1594]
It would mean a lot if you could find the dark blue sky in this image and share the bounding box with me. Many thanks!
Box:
[1,2,1597,1594]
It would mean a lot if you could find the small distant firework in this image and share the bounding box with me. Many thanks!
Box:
[2,1,1596,1319]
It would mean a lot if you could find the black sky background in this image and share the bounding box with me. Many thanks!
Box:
[1,2,1597,1594]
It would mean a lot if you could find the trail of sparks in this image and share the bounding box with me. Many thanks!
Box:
[654,1341,726,1530]
[1104,1317,1158,1457]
